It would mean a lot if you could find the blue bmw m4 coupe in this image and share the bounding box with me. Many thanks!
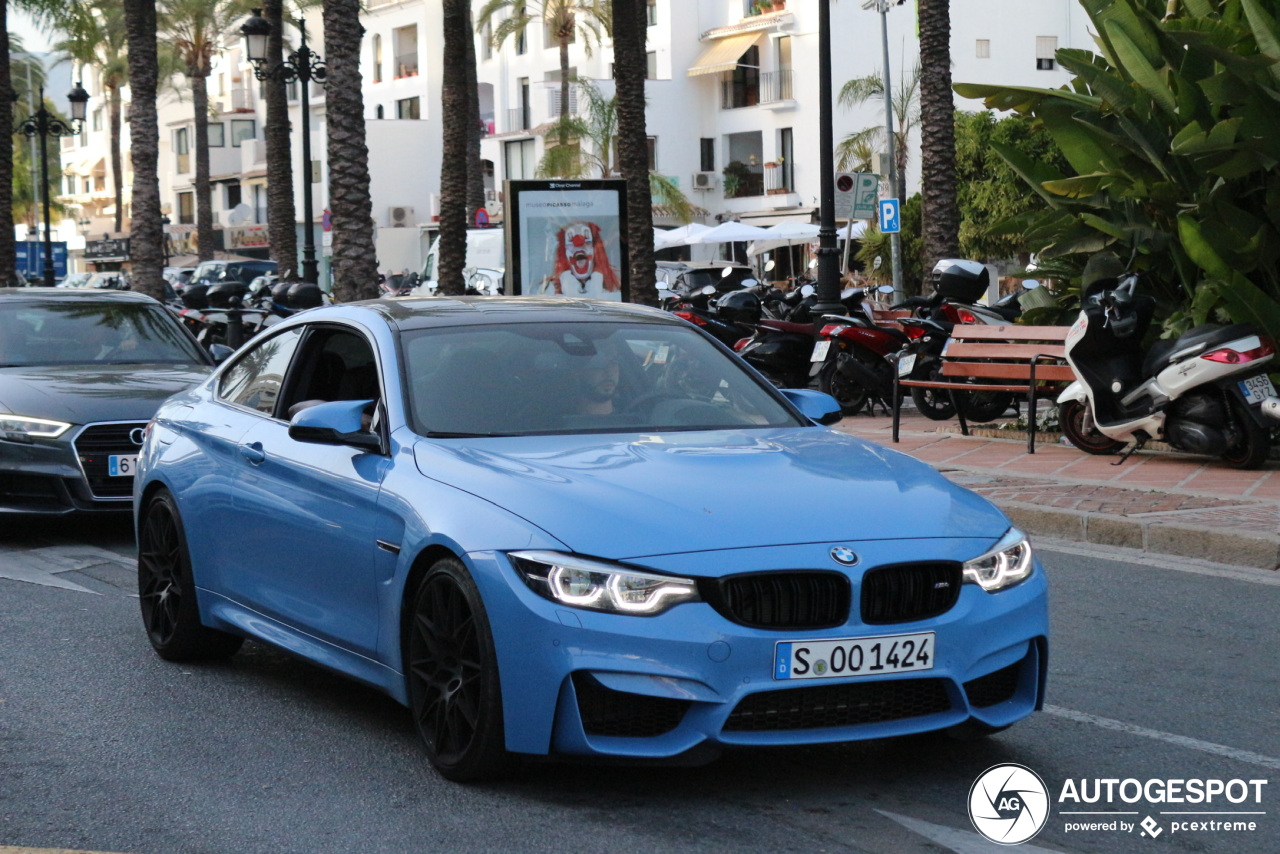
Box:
[134,297,1048,781]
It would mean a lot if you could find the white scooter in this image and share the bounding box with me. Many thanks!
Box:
[1057,273,1280,468]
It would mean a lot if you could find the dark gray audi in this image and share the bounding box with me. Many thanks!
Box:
[0,288,213,514]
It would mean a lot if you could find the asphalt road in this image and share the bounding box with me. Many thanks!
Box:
[1,517,1277,854]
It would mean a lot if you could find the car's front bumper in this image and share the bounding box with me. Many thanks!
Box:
[0,422,144,514]
[465,538,1050,759]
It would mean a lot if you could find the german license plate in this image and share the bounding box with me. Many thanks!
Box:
[811,340,831,362]
[774,631,934,680]
[897,352,917,377]
[107,455,138,477]
[1240,374,1276,405]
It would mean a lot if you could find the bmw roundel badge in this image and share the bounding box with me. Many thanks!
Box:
[830,547,859,566]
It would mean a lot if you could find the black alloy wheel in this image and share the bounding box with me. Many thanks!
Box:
[818,359,870,416]
[1058,399,1126,455]
[1220,398,1271,470]
[909,356,957,420]
[407,558,509,781]
[137,490,244,661]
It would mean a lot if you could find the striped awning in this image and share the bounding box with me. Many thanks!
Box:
[687,32,762,78]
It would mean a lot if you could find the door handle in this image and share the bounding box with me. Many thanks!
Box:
[239,442,266,465]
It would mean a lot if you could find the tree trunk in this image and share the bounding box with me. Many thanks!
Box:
[0,5,16,286]
[265,0,298,278]
[438,0,471,296]
[109,85,125,234]
[123,0,166,301]
[558,38,570,147]
[191,73,215,262]
[324,0,379,301]
[612,0,654,306]
[464,10,486,222]
[918,0,960,270]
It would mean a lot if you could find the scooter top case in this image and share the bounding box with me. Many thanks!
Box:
[1142,323,1262,378]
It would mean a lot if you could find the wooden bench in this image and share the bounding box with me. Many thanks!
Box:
[891,325,1073,454]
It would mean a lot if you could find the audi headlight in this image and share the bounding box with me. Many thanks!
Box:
[509,550,700,616]
[0,414,72,439]
[962,529,1034,592]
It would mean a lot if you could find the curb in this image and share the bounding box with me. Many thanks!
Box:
[994,499,1280,571]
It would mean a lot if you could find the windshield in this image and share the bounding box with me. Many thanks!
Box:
[403,321,800,437]
[0,302,207,367]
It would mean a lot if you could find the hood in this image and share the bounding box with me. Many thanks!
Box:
[414,428,1009,561]
[0,364,212,426]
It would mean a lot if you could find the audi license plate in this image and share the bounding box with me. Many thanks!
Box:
[811,340,831,362]
[1240,374,1276,405]
[774,631,934,680]
[897,353,917,377]
[107,455,138,477]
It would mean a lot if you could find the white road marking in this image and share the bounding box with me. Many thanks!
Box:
[1036,539,1280,585]
[877,810,1069,853]
[0,545,133,594]
[1044,706,1280,771]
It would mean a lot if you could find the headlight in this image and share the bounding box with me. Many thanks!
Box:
[0,414,73,439]
[509,550,700,616]
[962,528,1034,592]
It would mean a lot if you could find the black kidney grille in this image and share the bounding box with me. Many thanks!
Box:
[706,572,851,630]
[572,673,691,738]
[724,678,951,732]
[963,661,1021,709]
[74,422,147,499]
[860,562,962,624]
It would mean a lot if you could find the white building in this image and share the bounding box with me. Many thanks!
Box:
[55,0,1094,278]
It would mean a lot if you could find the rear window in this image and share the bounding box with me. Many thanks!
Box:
[402,320,799,437]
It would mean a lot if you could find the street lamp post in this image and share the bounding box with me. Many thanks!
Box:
[15,84,90,287]
[809,0,843,318]
[241,10,326,284]
[864,0,906,300]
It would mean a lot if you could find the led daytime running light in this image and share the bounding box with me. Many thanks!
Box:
[962,529,1034,592]
[511,550,700,616]
[0,415,73,438]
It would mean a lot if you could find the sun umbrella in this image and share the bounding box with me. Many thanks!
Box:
[686,221,773,244]
[654,222,712,249]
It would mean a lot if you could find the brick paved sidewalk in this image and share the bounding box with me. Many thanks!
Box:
[833,411,1280,570]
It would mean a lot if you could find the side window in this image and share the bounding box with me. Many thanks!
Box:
[217,327,305,416]
[278,327,381,421]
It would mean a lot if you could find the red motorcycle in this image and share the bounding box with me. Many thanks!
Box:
[810,286,919,415]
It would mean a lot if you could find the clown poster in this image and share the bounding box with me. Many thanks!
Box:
[506,179,629,301]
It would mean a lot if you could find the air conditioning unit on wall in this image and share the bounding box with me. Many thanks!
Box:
[389,206,416,228]
[692,172,717,190]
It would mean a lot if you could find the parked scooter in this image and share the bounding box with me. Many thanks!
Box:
[810,285,910,414]
[1058,273,1280,468]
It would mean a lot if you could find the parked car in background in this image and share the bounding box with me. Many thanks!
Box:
[190,260,277,288]
[58,272,93,289]
[134,296,1048,782]
[86,272,131,290]
[0,288,213,514]
[163,267,197,289]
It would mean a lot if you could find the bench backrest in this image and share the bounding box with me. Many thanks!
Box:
[939,325,1074,384]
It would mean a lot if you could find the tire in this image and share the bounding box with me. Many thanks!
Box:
[960,390,1015,424]
[1221,399,1271,470]
[137,490,244,661]
[909,356,956,420]
[818,359,869,416]
[407,557,510,782]
[1058,399,1126,455]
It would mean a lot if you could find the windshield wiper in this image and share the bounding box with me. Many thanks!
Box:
[425,430,515,438]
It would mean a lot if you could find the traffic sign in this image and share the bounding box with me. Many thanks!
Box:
[879,199,901,234]
[836,172,880,220]
[475,208,490,227]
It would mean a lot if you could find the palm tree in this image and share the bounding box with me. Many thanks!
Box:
[836,63,920,193]
[477,0,610,147]
[162,0,255,263]
[123,0,167,301]
[438,0,472,296]
[323,0,379,300]
[263,0,297,278]
[611,0,655,306]
[463,11,486,221]
[918,0,959,270]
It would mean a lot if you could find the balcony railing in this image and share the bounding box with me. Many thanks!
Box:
[760,70,794,104]
[394,53,419,78]
[230,87,254,112]
[507,107,531,132]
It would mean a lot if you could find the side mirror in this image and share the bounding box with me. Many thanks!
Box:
[800,284,816,298]
[878,284,895,294]
[779,389,843,425]
[207,343,234,364]
[288,399,382,452]
[764,260,776,272]
[721,267,734,278]
[1022,279,1040,290]
[700,284,717,296]
[808,258,818,270]
[741,278,759,289]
